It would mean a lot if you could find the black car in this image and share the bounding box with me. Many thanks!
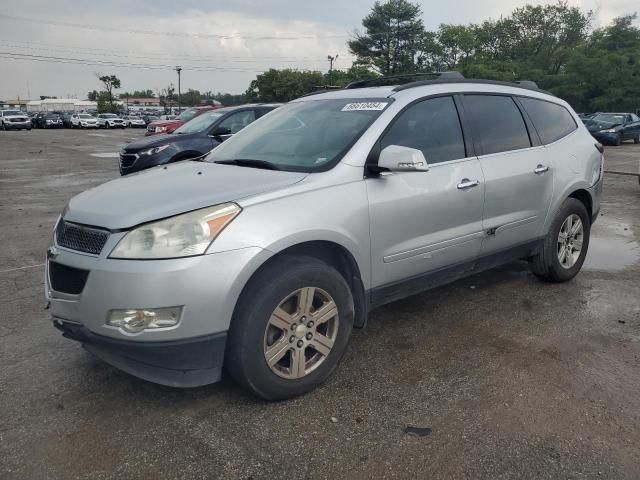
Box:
[32,112,63,129]
[119,104,279,175]
[585,112,640,145]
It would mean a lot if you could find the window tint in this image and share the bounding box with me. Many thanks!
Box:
[217,110,256,134]
[464,95,531,155]
[380,96,465,164]
[520,97,578,145]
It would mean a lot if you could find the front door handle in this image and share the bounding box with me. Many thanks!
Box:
[457,179,480,190]
[534,164,549,174]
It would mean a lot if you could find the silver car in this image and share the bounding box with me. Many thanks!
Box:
[46,75,603,399]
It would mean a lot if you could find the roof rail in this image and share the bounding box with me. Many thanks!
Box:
[346,72,464,89]
[300,85,343,98]
[392,77,549,94]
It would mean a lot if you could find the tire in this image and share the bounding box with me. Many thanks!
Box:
[105,122,110,129]
[226,255,355,400]
[529,198,591,282]
[614,133,622,146]
[634,135,640,144]
[27,128,31,131]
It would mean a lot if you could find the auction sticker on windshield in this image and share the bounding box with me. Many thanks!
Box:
[341,102,388,111]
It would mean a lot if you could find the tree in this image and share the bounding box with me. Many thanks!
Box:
[96,74,121,111]
[120,89,154,98]
[245,69,325,102]
[348,0,426,75]
[87,90,99,101]
[158,84,176,113]
[180,89,202,106]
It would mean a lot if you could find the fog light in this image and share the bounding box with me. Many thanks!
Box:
[107,307,181,333]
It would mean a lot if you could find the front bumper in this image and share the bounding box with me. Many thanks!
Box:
[46,242,273,386]
[591,132,619,145]
[4,120,30,129]
[53,319,227,387]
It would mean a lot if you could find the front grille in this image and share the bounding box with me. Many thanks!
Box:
[119,153,138,168]
[9,117,27,122]
[147,125,155,133]
[56,221,109,255]
[49,262,89,295]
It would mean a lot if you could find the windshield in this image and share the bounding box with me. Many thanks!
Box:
[177,108,200,122]
[591,113,626,125]
[4,110,22,116]
[174,111,224,134]
[206,99,389,172]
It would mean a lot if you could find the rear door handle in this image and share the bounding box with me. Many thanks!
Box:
[534,164,549,174]
[457,179,480,190]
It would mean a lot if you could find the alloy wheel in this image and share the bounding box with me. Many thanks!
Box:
[263,287,339,379]
[557,214,583,269]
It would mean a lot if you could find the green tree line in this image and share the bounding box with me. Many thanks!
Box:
[247,1,640,112]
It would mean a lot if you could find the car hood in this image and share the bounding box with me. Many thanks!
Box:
[4,114,28,120]
[65,161,307,229]
[123,133,191,151]
[149,119,182,128]
[586,121,620,132]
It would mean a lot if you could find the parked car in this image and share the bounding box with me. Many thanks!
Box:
[119,104,279,175]
[47,74,603,400]
[0,109,31,130]
[124,115,146,128]
[33,112,63,129]
[145,106,222,136]
[61,112,74,128]
[585,112,640,145]
[96,113,126,129]
[70,113,98,129]
[141,114,159,126]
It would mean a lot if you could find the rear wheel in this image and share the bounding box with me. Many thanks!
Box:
[529,198,591,282]
[634,135,640,144]
[226,255,354,400]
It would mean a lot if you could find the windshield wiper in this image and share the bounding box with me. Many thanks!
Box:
[214,159,281,170]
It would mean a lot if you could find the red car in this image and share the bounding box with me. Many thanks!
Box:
[145,105,222,136]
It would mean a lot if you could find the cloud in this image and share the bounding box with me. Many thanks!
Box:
[0,0,637,100]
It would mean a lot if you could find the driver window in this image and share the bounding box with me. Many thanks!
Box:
[217,110,256,134]
[380,96,466,164]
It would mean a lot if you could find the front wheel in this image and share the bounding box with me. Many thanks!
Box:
[634,135,640,144]
[226,255,354,400]
[529,198,591,282]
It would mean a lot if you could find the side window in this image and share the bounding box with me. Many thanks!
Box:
[631,114,640,122]
[217,110,256,134]
[464,95,531,155]
[380,96,466,164]
[519,97,577,145]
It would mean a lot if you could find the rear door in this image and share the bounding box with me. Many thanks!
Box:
[622,114,640,141]
[366,95,485,294]
[462,94,553,256]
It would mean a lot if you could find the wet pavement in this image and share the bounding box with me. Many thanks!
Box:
[1,130,639,479]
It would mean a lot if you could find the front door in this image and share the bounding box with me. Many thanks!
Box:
[366,96,485,298]
[462,94,554,255]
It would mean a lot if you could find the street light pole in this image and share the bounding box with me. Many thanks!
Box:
[327,54,338,85]
[175,66,182,113]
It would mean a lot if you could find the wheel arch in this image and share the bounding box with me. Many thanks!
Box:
[236,240,369,328]
[568,188,593,223]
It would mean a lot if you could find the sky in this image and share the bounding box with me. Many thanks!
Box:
[0,0,637,101]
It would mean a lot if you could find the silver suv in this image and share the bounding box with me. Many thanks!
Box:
[47,74,603,399]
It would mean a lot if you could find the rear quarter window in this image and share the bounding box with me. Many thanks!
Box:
[519,97,577,145]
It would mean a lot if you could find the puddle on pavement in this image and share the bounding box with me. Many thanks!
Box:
[584,236,640,271]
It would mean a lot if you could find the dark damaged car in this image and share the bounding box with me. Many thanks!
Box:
[585,112,640,145]
[119,104,280,175]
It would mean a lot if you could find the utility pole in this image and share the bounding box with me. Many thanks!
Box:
[175,66,182,113]
[327,54,338,85]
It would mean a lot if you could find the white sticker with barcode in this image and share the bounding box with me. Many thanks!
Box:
[341,102,388,111]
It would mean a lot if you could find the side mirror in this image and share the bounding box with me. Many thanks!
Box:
[210,126,231,137]
[377,145,429,172]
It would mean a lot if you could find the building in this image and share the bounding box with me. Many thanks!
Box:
[26,98,98,112]
[1,99,30,109]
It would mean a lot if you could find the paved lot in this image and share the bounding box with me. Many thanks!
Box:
[1,129,639,480]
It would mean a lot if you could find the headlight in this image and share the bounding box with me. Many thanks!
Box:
[599,128,616,133]
[109,203,241,259]
[155,126,167,133]
[140,145,170,156]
